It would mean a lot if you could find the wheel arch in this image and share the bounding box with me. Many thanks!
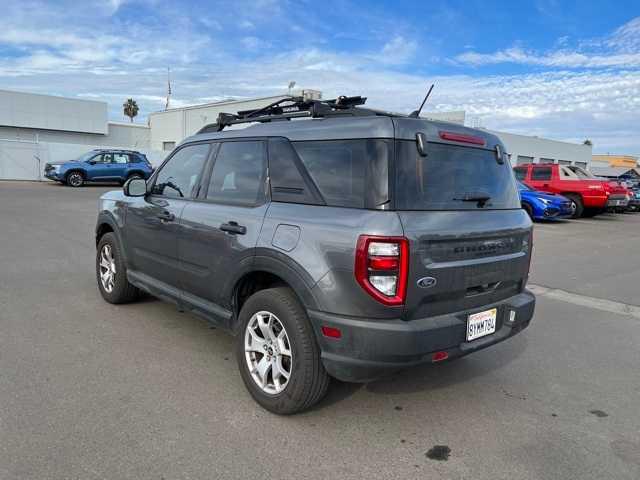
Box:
[229,253,320,332]
[95,212,129,266]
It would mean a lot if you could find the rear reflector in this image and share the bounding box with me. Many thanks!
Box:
[439,131,486,146]
[432,351,449,362]
[321,326,342,339]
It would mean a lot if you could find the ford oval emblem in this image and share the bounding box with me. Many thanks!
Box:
[417,277,437,289]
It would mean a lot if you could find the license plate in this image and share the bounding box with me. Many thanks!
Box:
[466,308,497,341]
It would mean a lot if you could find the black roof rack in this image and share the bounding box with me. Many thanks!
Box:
[197,95,390,133]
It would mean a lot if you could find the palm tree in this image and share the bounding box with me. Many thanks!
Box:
[123,98,139,123]
[583,139,593,146]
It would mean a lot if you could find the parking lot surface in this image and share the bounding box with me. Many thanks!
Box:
[1,181,639,480]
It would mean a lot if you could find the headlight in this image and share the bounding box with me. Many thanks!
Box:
[539,197,551,206]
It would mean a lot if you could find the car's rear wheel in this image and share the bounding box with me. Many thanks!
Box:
[236,287,329,414]
[564,193,584,218]
[66,171,84,187]
[96,232,139,304]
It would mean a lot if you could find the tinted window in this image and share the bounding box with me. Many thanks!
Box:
[91,154,107,164]
[268,138,322,205]
[531,167,552,181]
[152,143,210,198]
[102,153,113,164]
[207,141,266,206]
[395,141,520,210]
[293,139,390,208]
[514,167,527,181]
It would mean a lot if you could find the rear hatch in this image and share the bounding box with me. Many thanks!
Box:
[394,139,532,321]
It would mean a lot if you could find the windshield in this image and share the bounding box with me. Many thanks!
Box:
[395,141,520,210]
[518,181,532,191]
[567,165,594,179]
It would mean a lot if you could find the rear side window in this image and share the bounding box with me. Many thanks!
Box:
[292,139,390,209]
[395,141,520,211]
[207,141,267,206]
[268,138,323,205]
[531,167,552,181]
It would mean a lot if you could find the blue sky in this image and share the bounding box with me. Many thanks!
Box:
[1,0,639,153]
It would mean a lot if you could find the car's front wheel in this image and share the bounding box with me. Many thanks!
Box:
[96,232,139,304]
[66,171,84,187]
[236,287,329,414]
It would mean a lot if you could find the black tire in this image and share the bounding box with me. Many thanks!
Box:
[235,287,329,415]
[96,232,139,304]
[66,170,85,187]
[522,203,534,220]
[564,193,584,218]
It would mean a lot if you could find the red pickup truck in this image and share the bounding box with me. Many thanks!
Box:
[513,164,615,218]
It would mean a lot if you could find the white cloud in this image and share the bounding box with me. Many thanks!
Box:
[456,16,640,69]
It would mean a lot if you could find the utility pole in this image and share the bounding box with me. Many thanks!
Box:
[165,67,172,110]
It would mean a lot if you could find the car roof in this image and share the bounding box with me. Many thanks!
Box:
[182,114,503,150]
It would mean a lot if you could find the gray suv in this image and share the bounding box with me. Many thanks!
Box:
[95,96,535,414]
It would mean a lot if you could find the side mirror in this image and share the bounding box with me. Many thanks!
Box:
[124,177,147,197]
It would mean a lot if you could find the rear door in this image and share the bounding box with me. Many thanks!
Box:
[178,140,269,318]
[394,140,532,324]
[110,152,130,179]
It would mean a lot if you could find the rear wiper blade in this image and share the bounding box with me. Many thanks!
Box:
[452,194,492,206]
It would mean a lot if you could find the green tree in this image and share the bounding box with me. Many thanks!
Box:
[583,139,593,146]
[123,98,139,123]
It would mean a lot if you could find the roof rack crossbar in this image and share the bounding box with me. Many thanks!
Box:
[197,95,375,133]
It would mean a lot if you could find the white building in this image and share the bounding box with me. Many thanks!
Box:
[0,89,161,180]
[149,90,322,151]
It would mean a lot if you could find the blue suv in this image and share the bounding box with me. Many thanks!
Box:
[44,149,154,187]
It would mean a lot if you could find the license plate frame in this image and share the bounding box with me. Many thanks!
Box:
[466,308,497,342]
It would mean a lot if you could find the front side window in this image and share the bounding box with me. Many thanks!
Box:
[514,167,528,181]
[152,143,210,198]
[206,141,266,206]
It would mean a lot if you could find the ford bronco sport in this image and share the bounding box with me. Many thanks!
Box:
[95,96,535,414]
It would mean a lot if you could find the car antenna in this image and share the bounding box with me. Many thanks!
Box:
[409,84,435,118]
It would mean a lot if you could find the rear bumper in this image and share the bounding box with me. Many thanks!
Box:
[309,290,535,382]
[607,197,629,208]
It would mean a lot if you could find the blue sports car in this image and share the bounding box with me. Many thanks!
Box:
[518,181,573,220]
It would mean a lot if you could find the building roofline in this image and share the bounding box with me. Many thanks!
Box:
[108,121,150,129]
[484,128,591,148]
[0,88,107,106]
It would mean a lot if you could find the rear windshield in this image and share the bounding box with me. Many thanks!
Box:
[395,141,520,211]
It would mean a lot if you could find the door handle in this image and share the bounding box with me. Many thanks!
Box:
[220,221,247,235]
[157,211,175,222]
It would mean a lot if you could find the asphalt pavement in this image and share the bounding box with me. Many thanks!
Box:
[1,181,639,480]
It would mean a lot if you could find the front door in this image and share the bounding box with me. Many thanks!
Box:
[179,140,269,318]
[123,142,212,292]
[88,153,112,179]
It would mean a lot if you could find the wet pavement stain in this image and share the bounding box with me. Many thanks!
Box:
[589,409,609,418]
[394,405,403,411]
[426,445,451,461]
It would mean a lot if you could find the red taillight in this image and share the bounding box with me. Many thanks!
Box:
[432,351,449,362]
[355,235,409,306]
[439,131,486,146]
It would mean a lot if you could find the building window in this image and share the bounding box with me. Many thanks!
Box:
[163,141,176,151]
[516,155,534,165]
[540,158,555,164]
[558,160,572,165]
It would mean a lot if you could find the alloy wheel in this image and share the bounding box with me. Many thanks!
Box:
[68,173,83,187]
[99,244,116,293]
[244,310,293,395]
